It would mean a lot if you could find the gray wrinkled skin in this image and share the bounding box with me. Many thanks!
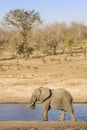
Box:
[28,87,76,121]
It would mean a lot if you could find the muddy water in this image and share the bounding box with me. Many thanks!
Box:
[0,104,87,121]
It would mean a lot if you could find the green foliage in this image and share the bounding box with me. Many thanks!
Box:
[16,43,24,55]
[4,9,42,31]
[64,37,73,48]
[16,43,34,56]
[49,40,57,48]
[47,40,58,55]
[4,9,42,58]
[27,46,34,54]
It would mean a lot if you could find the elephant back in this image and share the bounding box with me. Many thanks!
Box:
[50,88,73,112]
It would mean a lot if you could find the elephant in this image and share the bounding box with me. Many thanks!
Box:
[28,87,76,121]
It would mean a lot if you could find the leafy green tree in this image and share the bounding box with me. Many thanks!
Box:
[3,9,42,58]
[64,37,73,56]
[64,37,74,61]
[64,37,73,47]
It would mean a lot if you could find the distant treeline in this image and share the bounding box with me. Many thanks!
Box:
[0,9,87,59]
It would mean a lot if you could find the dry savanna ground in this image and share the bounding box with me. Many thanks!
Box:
[0,53,87,130]
[0,121,87,130]
[0,53,87,103]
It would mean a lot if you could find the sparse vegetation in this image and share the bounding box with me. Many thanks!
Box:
[2,9,42,59]
[0,5,87,130]
[0,9,87,105]
[0,10,87,61]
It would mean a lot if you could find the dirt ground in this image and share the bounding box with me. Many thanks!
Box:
[0,54,87,129]
[0,54,87,103]
[0,77,87,103]
[0,121,87,130]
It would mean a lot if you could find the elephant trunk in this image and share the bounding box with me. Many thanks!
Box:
[28,96,37,109]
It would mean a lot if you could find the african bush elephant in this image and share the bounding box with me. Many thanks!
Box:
[28,87,76,121]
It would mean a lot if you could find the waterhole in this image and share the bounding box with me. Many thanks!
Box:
[0,104,87,121]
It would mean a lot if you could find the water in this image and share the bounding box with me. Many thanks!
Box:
[0,104,87,121]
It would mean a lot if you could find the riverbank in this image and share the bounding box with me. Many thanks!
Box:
[0,56,87,129]
[0,121,87,130]
[0,78,87,103]
[0,56,87,103]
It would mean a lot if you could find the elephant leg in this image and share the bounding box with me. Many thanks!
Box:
[42,107,48,121]
[42,101,50,121]
[70,112,76,121]
[59,110,66,121]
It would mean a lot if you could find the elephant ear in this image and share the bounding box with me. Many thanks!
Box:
[40,87,51,102]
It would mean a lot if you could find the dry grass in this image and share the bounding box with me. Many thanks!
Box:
[0,53,87,103]
[0,53,87,78]
[0,55,87,129]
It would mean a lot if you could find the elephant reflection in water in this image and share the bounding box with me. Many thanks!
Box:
[28,87,76,121]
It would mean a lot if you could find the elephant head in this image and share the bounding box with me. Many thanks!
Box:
[28,87,51,109]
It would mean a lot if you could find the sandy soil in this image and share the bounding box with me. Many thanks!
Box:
[0,77,87,103]
[0,55,87,103]
[0,121,87,130]
[0,56,87,129]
